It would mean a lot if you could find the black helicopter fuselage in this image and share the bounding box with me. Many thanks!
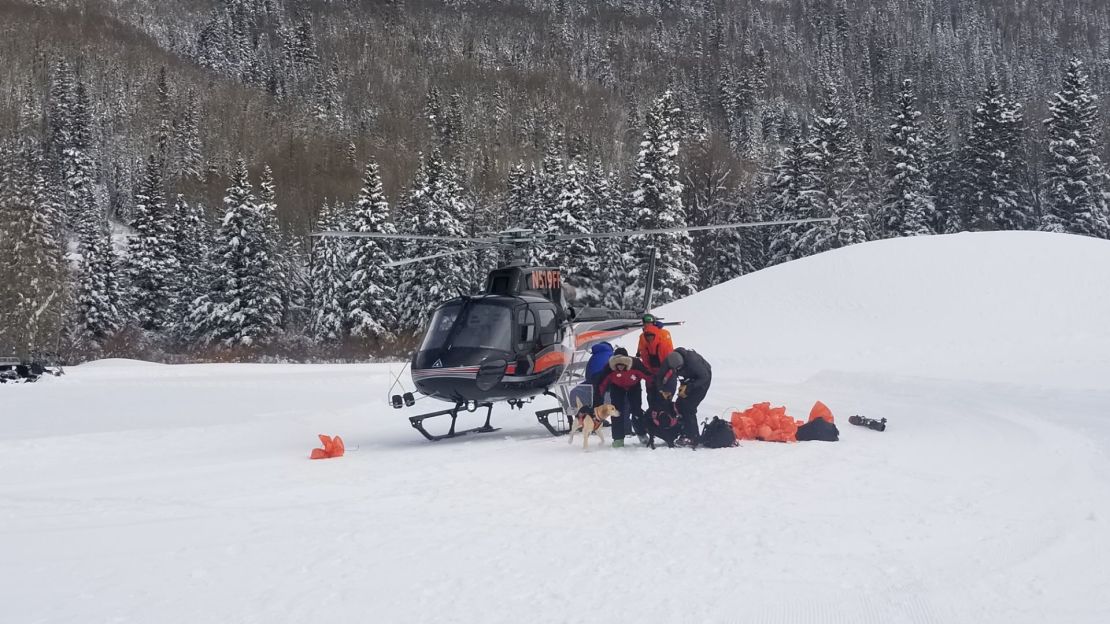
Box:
[411,292,571,403]
[411,264,571,404]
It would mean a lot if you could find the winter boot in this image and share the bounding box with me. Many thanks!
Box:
[611,439,625,448]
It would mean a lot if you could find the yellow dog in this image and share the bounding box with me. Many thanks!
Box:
[568,403,618,450]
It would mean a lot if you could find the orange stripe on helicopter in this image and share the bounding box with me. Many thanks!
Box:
[533,350,570,373]
[575,329,631,348]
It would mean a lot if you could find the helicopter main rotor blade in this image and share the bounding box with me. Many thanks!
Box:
[548,216,838,241]
[384,244,502,268]
[314,230,501,244]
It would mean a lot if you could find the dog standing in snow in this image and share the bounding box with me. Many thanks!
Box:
[568,404,618,450]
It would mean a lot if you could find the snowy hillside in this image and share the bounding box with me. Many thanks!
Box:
[3,232,1110,624]
[656,230,1110,388]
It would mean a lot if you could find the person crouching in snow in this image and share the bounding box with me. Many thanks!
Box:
[654,348,713,449]
[594,348,650,447]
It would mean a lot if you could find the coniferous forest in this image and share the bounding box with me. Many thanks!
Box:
[2,0,1109,362]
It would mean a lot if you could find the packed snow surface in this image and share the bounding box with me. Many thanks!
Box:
[3,232,1110,623]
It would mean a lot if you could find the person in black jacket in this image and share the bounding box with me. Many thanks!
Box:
[654,347,712,447]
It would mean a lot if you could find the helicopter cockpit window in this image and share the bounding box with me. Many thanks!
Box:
[420,304,461,352]
[452,304,513,350]
[420,303,513,352]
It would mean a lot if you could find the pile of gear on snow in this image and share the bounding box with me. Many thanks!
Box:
[697,400,842,448]
[0,358,64,384]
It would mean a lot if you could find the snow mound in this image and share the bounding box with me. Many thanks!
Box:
[657,231,1110,389]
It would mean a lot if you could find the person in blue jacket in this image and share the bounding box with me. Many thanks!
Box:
[585,341,614,388]
[569,341,614,415]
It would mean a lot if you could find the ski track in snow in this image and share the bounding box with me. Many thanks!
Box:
[3,233,1110,623]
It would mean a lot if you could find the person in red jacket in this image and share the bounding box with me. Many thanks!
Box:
[593,348,650,447]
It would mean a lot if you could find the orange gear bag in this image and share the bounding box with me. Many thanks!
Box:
[310,434,345,459]
[808,401,834,424]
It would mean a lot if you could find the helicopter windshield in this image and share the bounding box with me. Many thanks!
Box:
[420,302,513,352]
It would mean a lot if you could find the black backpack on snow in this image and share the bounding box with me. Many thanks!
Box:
[795,418,840,442]
[699,416,737,448]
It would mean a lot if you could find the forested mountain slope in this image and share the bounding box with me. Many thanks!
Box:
[2,0,1108,361]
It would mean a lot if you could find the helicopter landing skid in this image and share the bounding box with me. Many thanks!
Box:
[535,407,571,437]
[409,402,498,441]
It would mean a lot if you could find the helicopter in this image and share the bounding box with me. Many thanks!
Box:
[318,217,832,441]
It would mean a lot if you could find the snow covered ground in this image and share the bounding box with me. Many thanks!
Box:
[3,231,1110,624]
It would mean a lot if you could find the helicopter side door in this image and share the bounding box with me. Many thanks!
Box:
[513,303,561,375]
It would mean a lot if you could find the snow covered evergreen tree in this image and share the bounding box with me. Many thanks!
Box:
[765,133,810,267]
[794,88,872,257]
[504,162,544,265]
[682,127,738,289]
[627,90,697,307]
[738,181,773,276]
[395,149,473,336]
[308,201,349,343]
[345,162,397,341]
[75,221,124,351]
[963,80,1031,231]
[126,154,179,332]
[588,161,629,310]
[1042,59,1110,238]
[540,136,565,217]
[880,80,935,238]
[256,165,288,328]
[60,76,99,242]
[174,90,203,180]
[552,154,600,307]
[155,67,173,163]
[701,188,756,286]
[171,195,209,336]
[0,142,65,356]
[924,110,961,234]
[46,60,75,168]
[187,159,282,348]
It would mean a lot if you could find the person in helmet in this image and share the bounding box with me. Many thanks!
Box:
[654,347,713,448]
[593,347,650,447]
[635,313,673,377]
[636,313,674,421]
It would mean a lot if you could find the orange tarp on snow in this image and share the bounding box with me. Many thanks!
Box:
[730,401,835,443]
[310,434,345,459]
[730,403,800,442]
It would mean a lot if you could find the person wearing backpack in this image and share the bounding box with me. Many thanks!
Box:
[654,347,713,448]
[593,348,651,447]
